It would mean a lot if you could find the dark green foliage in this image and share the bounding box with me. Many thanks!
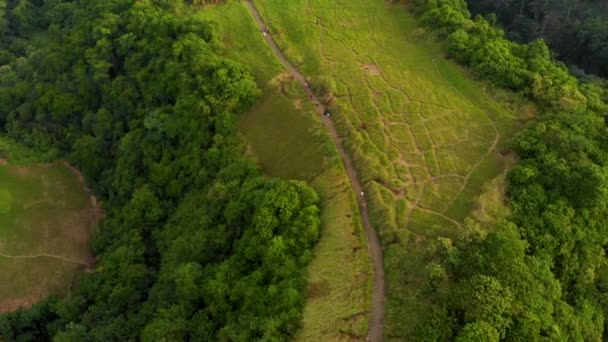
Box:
[416,0,587,109]
[0,0,320,340]
[465,0,608,78]
[141,177,320,341]
[413,0,608,340]
[0,297,64,341]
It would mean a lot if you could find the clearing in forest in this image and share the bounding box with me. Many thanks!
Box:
[0,143,101,312]
[251,0,523,337]
[199,2,373,340]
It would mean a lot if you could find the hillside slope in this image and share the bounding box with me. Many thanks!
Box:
[250,0,522,337]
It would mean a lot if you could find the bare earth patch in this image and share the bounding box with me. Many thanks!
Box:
[361,64,380,76]
[0,298,34,312]
[518,102,538,121]
[12,166,30,176]
[306,279,331,300]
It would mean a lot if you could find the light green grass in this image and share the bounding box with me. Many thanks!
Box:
[0,147,99,311]
[199,2,372,339]
[252,0,523,337]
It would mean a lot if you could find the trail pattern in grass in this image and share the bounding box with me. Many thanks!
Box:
[199,2,372,339]
[252,0,522,337]
[0,142,102,312]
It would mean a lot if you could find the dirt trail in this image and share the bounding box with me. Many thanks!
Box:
[244,2,385,341]
[0,252,89,266]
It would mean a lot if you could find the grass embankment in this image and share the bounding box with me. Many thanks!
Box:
[251,0,525,337]
[199,2,372,339]
[0,137,101,312]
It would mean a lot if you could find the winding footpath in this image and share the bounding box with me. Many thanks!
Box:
[244,2,385,341]
[0,252,89,266]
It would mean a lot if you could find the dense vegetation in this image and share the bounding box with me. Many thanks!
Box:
[464,0,608,78]
[411,0,608,340]
[0,0,321,340]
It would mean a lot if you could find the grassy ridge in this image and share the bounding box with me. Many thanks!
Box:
[198,2,372,339]
[250,0,524,337]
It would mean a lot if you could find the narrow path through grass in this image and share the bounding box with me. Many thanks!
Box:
[0,253,89,266]
[245,2,385,340]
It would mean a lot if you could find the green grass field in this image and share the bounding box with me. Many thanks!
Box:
[249,0,524,338]
[0,138,101,312]
[199,2,373,339]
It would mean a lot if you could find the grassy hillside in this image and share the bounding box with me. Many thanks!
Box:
[0,138,100,312]
[199,2,373,339]
[250,0,524,337]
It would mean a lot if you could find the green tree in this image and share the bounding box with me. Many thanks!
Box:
[455,275,513,334]
[456,321,500,342]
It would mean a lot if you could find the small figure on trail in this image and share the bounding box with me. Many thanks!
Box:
[360,191,364,196]
[315,101,320,106]
[324,111,331,117]
[309,95,313,100]
[304,82,309,88]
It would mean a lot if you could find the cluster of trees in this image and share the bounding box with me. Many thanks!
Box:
[0,0,321,340]
[410,0,608,340]
[465,0,608,78]
[414,0,606,109]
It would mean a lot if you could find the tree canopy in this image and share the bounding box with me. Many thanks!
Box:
[0,0,321,340]
[465,0,608,78]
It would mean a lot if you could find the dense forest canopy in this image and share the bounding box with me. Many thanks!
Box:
[465,0,608,78]
[0,0,321,340]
